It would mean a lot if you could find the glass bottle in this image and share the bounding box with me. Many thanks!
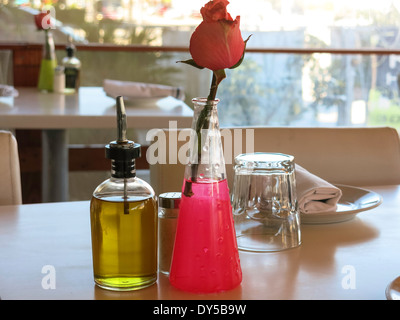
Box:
[62,39,81,94]
[169,98,242,293]
[37,30,57,92]
[90,96,157,291]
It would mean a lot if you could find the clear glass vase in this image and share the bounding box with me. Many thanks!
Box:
[169,98,242,293]
[38,30,57,92]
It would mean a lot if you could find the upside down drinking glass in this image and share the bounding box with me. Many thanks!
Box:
[232,152,301,252]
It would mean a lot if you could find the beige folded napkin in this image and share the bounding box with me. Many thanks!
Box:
[296,164,342,214]
[103,79,185,101]
[0,85,18,97]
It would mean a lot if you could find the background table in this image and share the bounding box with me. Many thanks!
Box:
[0,184,399,300]
[0,87,193,203]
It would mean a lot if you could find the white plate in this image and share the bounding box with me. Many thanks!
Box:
[386,276,400,300]
[106,93,161,108]
[300,184,382,224]
[122,96,161,107]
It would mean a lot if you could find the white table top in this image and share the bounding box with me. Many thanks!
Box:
[0,184,400,300]
[0,87,193,129]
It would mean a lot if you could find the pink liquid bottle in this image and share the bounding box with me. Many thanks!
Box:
[169,98,242,293]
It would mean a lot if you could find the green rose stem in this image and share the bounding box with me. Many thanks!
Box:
[183,72,221,197]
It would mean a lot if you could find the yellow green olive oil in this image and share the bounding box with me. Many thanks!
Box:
[90,195,157,291]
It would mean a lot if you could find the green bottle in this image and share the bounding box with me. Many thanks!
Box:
[38,30,57,92]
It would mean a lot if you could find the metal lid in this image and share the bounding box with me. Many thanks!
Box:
[105,96,140,178]
[159,192,181,209]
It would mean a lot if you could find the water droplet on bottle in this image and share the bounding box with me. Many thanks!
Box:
[203,247,209,254]
[203,145,209,152]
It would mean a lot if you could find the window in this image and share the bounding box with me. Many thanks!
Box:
[1,0,400,128]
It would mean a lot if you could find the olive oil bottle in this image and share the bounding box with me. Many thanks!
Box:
[90,96,157,291]
[62,38,81,94]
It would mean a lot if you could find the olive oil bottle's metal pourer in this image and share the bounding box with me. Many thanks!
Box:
[105,96,141,178]
[116,96,128,144]
[105,96,141,214]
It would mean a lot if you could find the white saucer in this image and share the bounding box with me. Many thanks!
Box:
[106,93,161,108]
[386,276,400,300]
[121,96,161,107]
[300,184,382,224]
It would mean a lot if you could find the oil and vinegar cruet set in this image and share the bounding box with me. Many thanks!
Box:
[89,96,242,293]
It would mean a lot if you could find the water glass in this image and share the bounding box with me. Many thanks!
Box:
[232,152,301,252]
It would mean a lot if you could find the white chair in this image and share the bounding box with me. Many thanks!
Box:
[149,126,400,195]
[0,130,22,205]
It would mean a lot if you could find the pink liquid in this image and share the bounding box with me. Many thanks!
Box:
[169,179,242,293]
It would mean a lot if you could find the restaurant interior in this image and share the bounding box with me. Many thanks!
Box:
[1,0,400,302]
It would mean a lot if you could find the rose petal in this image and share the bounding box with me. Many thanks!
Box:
[190,18,245,71]
[34,11,53,30]
[34,13,46,30]
[201,0,232,22]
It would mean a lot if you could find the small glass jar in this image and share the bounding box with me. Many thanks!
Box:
[158,192,181,275]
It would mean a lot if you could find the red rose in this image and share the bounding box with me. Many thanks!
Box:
[189,0,245,71]
[34,11,53,30]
